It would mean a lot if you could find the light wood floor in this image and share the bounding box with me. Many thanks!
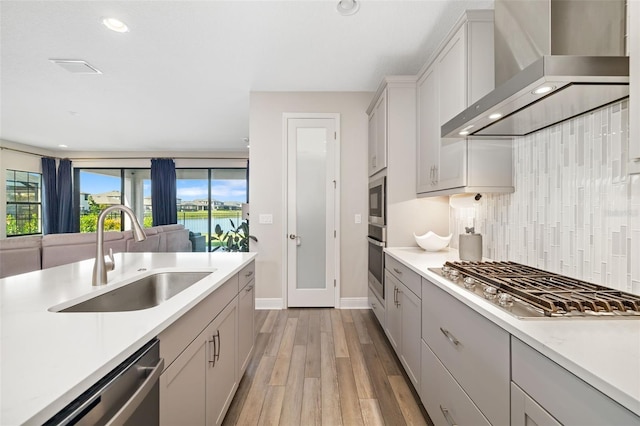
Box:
[223,308,431,426]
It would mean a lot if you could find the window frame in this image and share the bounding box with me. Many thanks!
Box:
[5,169,43,237]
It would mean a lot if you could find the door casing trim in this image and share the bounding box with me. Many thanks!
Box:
[282,113,341,308]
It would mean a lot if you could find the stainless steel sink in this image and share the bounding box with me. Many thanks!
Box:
[54,271,213,313]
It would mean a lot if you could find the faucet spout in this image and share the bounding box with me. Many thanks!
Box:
[92,205,146,286]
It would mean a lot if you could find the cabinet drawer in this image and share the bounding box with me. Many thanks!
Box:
[385,255,420,297]
[512,337,640,425]
[421,278,509,426]
[421,340,490,426]
[238,261,255,290]
[368,286,385,327]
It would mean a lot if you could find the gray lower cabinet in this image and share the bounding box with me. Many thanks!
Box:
[511,337,640,425]
[385,256,422,389]
[238,275,255,376]
[421,276,510,426]
[158,260,255,426]
[511,382,560,426]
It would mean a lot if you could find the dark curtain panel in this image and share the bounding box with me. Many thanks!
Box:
[41,157,58,235]
[57,159,76,233]
[151,158,177,226]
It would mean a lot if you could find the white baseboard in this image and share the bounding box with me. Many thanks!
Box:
[256,298,284,310]
[256,297,371,309]
[339,297,370,309]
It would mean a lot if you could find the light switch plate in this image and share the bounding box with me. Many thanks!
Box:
[259,214,273,224]
[355,214,362,224]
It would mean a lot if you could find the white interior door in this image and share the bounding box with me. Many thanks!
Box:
[286,117,338,307]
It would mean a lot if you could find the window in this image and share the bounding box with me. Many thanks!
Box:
[74,166,249,248]
[5,170,42,236]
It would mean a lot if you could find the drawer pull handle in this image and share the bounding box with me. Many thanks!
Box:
[440,405,457,426]
[245,271,254,278]
[393,267,402,275]
[440,327,460,346]
[245,285,254,293]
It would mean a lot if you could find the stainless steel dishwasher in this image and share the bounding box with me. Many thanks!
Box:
[44,339,163,426]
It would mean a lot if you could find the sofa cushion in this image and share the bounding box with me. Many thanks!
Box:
[41,232,127,269]
[0,236,42,278]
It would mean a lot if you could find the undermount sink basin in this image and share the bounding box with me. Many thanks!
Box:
[53,271,214,313]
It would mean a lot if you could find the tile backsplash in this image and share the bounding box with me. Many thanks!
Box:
[450,101,640,294]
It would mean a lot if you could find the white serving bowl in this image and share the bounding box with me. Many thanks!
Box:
[413,231,452,251]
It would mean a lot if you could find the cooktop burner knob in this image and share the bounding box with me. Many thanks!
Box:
[463,276,476,289]
[449,270,460,281]
[483,286,497,300]
[498,293,513,307]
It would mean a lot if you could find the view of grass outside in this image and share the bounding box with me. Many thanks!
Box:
[5,170,42,236]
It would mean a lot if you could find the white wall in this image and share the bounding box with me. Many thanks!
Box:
[249,91,372,304]
[451,100,640,295]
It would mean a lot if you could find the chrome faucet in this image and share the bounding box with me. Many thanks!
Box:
[92,205,146,286]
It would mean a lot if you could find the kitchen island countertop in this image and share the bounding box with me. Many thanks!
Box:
[0,251,256,426]
[385,247,640,418]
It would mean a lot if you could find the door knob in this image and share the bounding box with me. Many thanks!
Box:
[289,234,297,239]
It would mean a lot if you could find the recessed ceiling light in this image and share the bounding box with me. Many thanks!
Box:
[58,144,68,148]
[459,130,470,136]
[102,17,129,33]
[532,86,555,95]
[488,113,502,120]
[336,0,360,16]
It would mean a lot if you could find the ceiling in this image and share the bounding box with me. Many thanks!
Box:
[0,0,492,153]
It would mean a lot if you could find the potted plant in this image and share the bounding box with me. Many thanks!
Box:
[211,219,257,252]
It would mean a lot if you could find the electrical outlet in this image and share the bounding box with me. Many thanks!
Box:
[355,214,362,224]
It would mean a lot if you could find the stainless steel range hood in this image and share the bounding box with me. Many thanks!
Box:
[441,0,629,138]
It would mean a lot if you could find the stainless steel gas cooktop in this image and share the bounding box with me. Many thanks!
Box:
[429,261,640,319]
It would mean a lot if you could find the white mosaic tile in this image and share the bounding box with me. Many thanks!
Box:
[450,101,640,294]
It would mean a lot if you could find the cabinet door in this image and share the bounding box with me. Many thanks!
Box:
[511,382,561,426]
[160,330,208,426]
[416,64,439,193]
[368,111,377,176]
[399,284,421,388]
[437,25,467,190]
[374,89,387,174]
[384,271,402,353]
[206,298,239,426]
[238,279,255,377]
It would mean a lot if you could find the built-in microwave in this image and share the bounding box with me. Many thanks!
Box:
[368,175,386,226]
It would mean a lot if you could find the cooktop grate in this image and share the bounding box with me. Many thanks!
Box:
[441,261,640,317]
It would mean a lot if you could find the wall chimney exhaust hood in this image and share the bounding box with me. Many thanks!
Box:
[441,0,629,138]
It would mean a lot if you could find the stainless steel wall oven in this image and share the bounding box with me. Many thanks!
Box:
[368,174,386,303]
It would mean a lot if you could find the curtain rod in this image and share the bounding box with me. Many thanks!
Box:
[0,146,59,159]
[0,147,247,161]
[68,156,249,160]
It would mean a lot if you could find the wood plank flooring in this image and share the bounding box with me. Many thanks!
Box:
[223,309,430,426]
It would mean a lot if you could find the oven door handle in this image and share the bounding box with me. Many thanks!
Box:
[367,237,385,247]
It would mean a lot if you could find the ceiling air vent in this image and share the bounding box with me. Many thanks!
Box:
[49,59,102,74]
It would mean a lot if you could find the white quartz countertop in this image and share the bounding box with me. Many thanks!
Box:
[0,252,257,426]
[385,247,640,417]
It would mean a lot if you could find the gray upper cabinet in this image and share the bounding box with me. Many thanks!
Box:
[416,10,514,196]
[368,88,388,176]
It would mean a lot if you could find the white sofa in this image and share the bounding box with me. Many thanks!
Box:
[0,224,193,278]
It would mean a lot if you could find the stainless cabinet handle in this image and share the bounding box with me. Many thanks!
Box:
[245,285,254,293]
[107,357,165,426]
[214,330,221,364]
[396,287,401,307]
[393,267,402,275]
[440,327,460,346]
[245,271,254,277]
[209,335,216,367]
[440,405,457,426]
